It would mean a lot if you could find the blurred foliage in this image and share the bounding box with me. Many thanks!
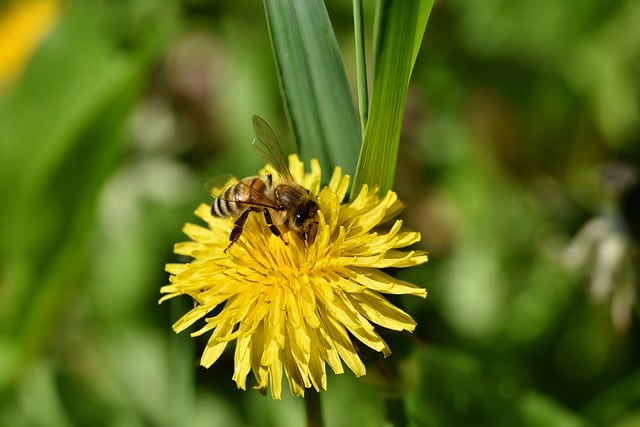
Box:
[0,0,639,426]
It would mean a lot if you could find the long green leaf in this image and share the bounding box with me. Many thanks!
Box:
[353,0,369,135]
[352,0,433,196]
[263,0,361,178]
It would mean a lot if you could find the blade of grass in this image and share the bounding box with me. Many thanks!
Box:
[351,0,433,196]
[353,0,368,135]
[263,0,361,177]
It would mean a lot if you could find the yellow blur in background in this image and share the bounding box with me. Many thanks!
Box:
[0,0,61,91]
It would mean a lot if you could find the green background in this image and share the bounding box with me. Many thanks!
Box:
[1,0,639,426]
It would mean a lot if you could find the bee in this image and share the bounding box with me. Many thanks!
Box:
[207,115,319,252]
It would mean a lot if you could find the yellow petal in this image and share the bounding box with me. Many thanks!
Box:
[323,313,366,377]
[232,334,253,390]
[268,355,284,399]
[351,291,418,332]
[201,318,234,367]
[350,267,427,297]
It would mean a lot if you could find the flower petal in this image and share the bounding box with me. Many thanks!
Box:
[351,290,418,331]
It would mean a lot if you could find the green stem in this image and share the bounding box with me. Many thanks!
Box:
[386,398,408,427]
[353,0,369,135]
[304,390,324,427]
[169,299,196,426]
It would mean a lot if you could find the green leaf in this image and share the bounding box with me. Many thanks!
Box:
[352,0,434,196]
[263,0,361,178]
[353,0,369,135]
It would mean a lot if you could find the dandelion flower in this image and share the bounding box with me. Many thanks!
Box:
[160,155,428,399]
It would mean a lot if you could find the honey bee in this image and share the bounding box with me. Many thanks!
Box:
[207,115,319,252]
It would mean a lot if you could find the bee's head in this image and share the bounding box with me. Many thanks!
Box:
[294,200,318,226]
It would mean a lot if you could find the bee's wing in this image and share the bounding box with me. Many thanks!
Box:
[251,115,294,181]
[205,174,236,198]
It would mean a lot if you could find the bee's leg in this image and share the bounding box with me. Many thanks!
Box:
[263,208,288,245]
[302,221,319,246]
[225,207,257,252]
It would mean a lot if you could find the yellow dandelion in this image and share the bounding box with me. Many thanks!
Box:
[160,154,428,399]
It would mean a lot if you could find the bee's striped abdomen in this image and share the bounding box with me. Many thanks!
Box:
[211,186,236,217]
[211,176,268,218]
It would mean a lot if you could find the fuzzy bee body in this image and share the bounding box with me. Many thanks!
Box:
[208,116,319,252]
[211,175,271,218]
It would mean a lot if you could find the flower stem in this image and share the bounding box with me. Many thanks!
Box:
[386,398,408,427]
[353,0,369,135]
[304,390,324,427]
